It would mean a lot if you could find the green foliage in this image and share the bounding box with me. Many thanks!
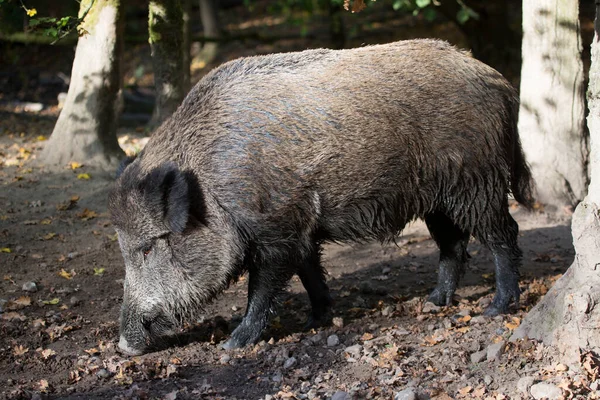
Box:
[392,0,479,24]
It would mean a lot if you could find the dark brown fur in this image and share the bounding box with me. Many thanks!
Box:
[110,39,534,354]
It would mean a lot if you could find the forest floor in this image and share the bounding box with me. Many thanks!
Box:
[1,112,598,400]
[1,2,599,399]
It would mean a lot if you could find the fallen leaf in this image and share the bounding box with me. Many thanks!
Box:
[41,218,52,225]
[77,208,98,221]
[58,269,74,280]
[458,315,472,323]
[1,248,11,253]
[39,379,49,392]
[23,220,38,225]
[14,296,32,307]
[456,326,470,334]
[42,298,60,305]
[505,317,521,331]
[41,348,57,359]
[69,161,83,170]
[42,232,57,240]
[14,345,29,356]
[77,173,91,180]
[85,347,100,355]
[37,135,47,141]
[93,267,105,276]
[3,312,26,321]
[459,386,473,396]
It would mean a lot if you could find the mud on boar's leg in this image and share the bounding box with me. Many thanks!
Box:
[425,212,471,306]
[297,242,333,329]
[475,206,522,316]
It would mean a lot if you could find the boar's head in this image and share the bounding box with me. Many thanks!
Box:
[108,160,239,355]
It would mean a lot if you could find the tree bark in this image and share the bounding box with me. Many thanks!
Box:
[41,0,124,170]
[182,0,191,92]
[193,0,220,65]
[514,1,600,365]
[148,0,185,128]
[518,0,588,210]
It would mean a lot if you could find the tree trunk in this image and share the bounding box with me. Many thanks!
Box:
[518,0,588,210]
[148,0,185,128]
[193,0,220,65]
[182,0,191,92]
[41,0,124,170]
[513,1,600,365]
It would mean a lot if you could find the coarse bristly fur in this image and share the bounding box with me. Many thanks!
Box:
[108,39,534,355]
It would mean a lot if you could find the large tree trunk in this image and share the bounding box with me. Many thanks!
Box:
[148,0,185,128]
[41,0,124,170]
[513,1,600,365]
[518,0,588,210]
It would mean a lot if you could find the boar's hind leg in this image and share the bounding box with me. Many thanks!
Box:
[297,244,332,329]
[474,208,522,316]
[222,257,295,349]
[425,212,471,307]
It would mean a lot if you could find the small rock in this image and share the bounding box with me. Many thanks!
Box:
[70,296,81,306]
[22,281,38,292]
[484,375,493,385]
[486,341,506,361]
[0,298,7,313]
[265,395,273,400]
[219,354,231,365]
[394,387,418,400]
[478,297,492,308]
[470,350,487,364]
[307,389,318,400]
[517,376,536,394]
[327,334,340,347]
[382,266,392,275]
[96,369,110,379]
[332,317,344,328]
[422,302,440,313]
[272,371,283,382]
[381,306,393,317]
[458,308,471,317]
[344,344,362,359]
[67,252,79,259]
[470,316,487,324]
[590,380,600,391]
[530,382,562,400]
[331,391,351,400]
[231,305,238,311]
[283,357,297,369]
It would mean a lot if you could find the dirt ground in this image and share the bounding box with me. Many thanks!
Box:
[1,110,596,400]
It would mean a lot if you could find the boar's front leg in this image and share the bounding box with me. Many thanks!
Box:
[297,242,333,329]
[222,254,295,349]
[425,212,471,306]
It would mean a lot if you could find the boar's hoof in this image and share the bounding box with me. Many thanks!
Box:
[303,312,332,330]
[427,286,455,307]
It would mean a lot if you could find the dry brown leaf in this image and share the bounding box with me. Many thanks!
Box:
[84,347,100,355]
[3,311,26,321]
[456,326,470,334]
[41,348,57,359]
[458,315,472,323]
[351,0,366,13]
[473,385,486,397]
[39,379,50,392]
[42,232,57,240]
[361,332,374,341]
[41,218,52,225]
[77,208,98,221]
[458,386,473,396]
[13,296,32,307]
[14,345,29,356]
[505,316,521,331]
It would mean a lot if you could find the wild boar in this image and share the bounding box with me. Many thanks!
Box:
[109,39,534,355]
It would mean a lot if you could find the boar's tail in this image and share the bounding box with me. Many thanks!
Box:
[507,97,535,209]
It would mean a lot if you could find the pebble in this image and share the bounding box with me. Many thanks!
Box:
[283,356,297,369]
[470,349,487,364]
[344,344,362,359]
[67,252,79,259]
[458,308,471,317]
[381,306,393,316]
[421,302,440,313]
[22,281,38,292]
[394,387,418,400]
[486,341,506,361]
[219,354,231,365]
[70,296,81,306]
[382,266,392,275]
[272,371,283,382]
[530,382,563,400]
[96,369,110,379]
[307,389,318,400]
[517,376,536,394]
[265,395,273,400]
[470,316,487,324]
[478,297,492,308]
[484,375,493,385]
[331,391,351,400]
[327,334,340,347]
[310,332,324,344]
[332,317,344,328]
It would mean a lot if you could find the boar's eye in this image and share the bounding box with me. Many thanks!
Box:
[141,245,152,259]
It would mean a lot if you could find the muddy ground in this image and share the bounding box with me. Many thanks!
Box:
[1,111,597,400]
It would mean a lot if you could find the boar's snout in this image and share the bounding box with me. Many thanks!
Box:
[118,303,176,356]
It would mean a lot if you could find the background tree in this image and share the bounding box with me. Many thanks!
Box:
[518,0,588,210]
[40,0,124,170]
[513,1,600,365]
[148,0,185,127]
[193,0,221,65]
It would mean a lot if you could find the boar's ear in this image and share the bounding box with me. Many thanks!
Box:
[116,155,137,178]
[144,162,190,234]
